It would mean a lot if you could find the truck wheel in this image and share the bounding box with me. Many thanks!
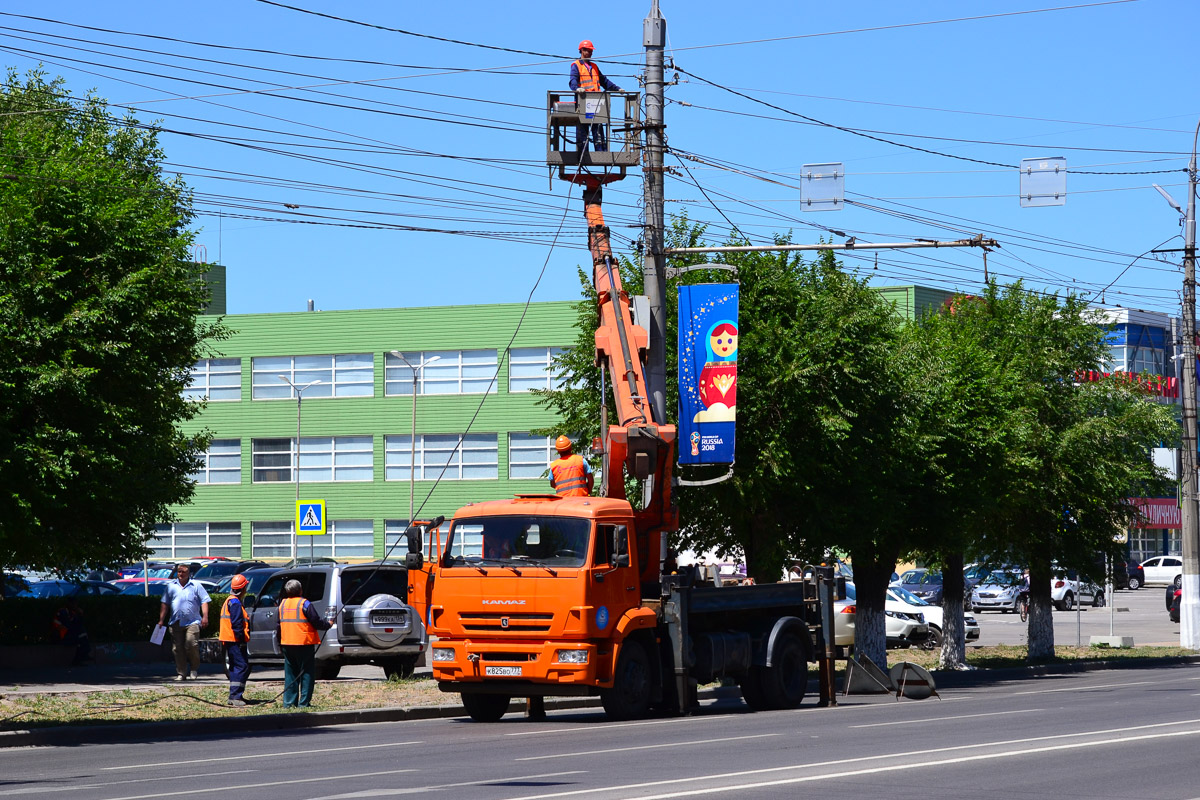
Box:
[600,639,652,721]
[461,693,510,722]
[758,633,807,710]
[739,671,769,711]
[381,656,418,680]
[314,662,341,680]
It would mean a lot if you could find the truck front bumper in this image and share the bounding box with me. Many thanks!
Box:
[431,639,611,689]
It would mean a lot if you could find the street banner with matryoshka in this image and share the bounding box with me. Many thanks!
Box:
[677,283,738,464]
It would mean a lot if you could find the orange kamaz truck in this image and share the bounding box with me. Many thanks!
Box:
[403,89,825,722]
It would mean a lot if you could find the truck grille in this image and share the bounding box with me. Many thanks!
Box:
[481,652,538,662]
[458,611,554,633]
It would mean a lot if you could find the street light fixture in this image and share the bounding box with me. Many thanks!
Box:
[389,351,441,528]
[278,375,323,562]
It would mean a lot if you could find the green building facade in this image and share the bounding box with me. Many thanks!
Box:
[159,301,579,563]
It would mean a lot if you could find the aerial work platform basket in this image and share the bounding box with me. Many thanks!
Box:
[546,91,641,184]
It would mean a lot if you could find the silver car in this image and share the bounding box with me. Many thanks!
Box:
[970,570,1026,614]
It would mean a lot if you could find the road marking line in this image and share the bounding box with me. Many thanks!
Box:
[850,708,1043,728]
[627,727,1200,799]
[515,734,779,761]
[307,771,587,799]
[104,769,416,800]
[1011,679,1155,695]
[0,770,255,796]
[103,741,419,770]
[497,718,1200,800]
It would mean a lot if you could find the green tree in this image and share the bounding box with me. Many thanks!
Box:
[0,70,226,573]
[917,283,1176,661]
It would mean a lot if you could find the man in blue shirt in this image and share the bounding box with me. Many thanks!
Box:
[157,563,211,681]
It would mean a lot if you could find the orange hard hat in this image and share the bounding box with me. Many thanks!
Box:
[555,435,573,452]
[231,574,249,592]
[578,40,595,52]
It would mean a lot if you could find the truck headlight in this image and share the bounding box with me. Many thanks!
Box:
[432,647,455,662]
[555,649,589,664]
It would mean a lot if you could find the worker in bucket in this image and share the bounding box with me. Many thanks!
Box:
[569,40,621,152]
[549,435,594,497]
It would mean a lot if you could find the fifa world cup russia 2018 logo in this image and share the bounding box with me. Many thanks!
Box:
[690,431,700,456]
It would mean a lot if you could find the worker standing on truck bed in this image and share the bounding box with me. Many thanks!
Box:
[569,39,621,152]
[549,435,594,497]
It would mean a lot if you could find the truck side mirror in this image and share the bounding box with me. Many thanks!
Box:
[613,525,629,568]
[406,526,422,555]
[405,553,424,570]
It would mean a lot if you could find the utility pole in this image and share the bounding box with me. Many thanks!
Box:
[642,0,667,425]
[1181,120,1200,651]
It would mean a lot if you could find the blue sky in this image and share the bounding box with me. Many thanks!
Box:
[2,0,1195,317]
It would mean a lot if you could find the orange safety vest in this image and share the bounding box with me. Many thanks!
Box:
[219,596,248,643]
[574,59,602,92]
[278,597,320,646]
[551,453,589,497]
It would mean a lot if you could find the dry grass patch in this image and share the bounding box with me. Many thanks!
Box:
[0,675,450,730]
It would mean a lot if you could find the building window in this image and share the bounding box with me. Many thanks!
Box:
[385,519,445,560]
[192,439,241,484]
[305,519,374,559]
[252,354,374,400]
[508,347,567,392]
[509,433,554,479]
[185,358,241,402]
[252,437,374,483]
[384,433,498,480]
[150,522,242,558]
[385,350,497,396]
[252,520,293,558]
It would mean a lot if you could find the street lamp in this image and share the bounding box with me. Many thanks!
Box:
[389,351,441,526]
[278,375,323,562]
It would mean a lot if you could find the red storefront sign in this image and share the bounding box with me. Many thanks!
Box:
[1129,497,1180,529]
[1076,370,1178,398]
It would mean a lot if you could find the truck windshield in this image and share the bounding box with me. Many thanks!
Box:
[444,516,591,569]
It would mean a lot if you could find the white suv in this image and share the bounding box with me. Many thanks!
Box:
[1050,569,1103,611]
[246,562,427,679]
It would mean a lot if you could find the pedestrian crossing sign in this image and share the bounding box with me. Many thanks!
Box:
[296,500,326,535]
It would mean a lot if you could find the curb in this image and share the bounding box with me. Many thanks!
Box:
[3,655,1198,748]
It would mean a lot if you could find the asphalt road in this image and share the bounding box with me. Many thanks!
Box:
[3,662,1198,799]
[969,585,1181,648]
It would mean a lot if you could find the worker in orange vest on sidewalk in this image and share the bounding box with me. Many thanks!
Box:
[569,39,621,152]
[277,579,331,709]
[218,574,251,706]
[549,435,594,497]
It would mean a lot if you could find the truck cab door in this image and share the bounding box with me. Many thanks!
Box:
[593,524,638,622]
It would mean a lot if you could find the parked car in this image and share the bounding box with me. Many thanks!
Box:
[246,561,426,679]
[889,585,980,648]
[192,560,268,583]
[118,580,171,597]
[1169,588,1181,623]
[1118,560,1143,590]
[214,566,281,602]
[970,570,1027,614]
[1050,569,1103,611]
[1139,556,1183,588]
[894,568,974,606]
[837,584,931,650]
[17,580,122,598]
[2,573,31,598]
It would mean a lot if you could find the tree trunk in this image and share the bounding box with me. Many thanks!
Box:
[849,546,897,670]
[937,552,968,670]
[1027,558,1055,660]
